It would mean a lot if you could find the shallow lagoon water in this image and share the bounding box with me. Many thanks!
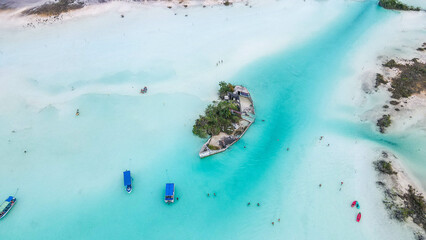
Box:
[0,0,425,239]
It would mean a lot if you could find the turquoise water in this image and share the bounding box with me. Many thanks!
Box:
[0,1,424,239]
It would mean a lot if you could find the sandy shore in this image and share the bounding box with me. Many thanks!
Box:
[375,150,426,236]
[0,0,248,28]
[0,1,424,238]
[377,57,426,134]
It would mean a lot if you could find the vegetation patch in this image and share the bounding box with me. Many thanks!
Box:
[192,82,241,138]
[207,145,220,150]
[384,185,426,231]
[418,43,426,52]
[383,59,399,69]
[218,81,235,99]
[382,59,426,99]
[403,185,426,231]
[375,73,387,88]
[378,0,420,11]
[375,153,426,234]
[224,0,232,6]
[22,0,84,16]
[414,232,425,240]
[374,160,397,175]
[377,114,391,133]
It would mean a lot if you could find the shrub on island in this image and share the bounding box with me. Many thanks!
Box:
[389,185,426,228]
[404,185,426,231]
[377,114,391,133]
[378,0,420,11]
[382,59,426,99]
[374,160,397,175]
[375,73,387,88]
[207,145,220,150]
[224,0,232,6]
[193,82,241,138]
[22,0,84,16]
[218,81,235,99]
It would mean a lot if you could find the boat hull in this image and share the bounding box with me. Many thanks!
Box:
[0,198,16,220]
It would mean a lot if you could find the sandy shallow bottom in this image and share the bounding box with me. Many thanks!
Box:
[0,0,425,239]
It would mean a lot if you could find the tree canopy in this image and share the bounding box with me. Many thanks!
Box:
[193,83,241,138]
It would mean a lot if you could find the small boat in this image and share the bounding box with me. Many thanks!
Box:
[0,196,17,220]
[356,202,360,209]
[123,170,132,193]
[164,183,175,203]
[351,201,357,207]
[140,87,148,94]
[356,212,361,222]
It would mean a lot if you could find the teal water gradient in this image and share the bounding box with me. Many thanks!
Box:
[0,1,421,240]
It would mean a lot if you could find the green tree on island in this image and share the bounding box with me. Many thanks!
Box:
[218,81,235,99]
[193,82,240,138]
[378,0,420,11]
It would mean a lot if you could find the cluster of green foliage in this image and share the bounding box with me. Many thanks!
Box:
[389,185,426,229]
[22,0,84,16]
[378,165,426,231]
[378,0,420,11]
[375,73,387,88]
[383,59,399,69]
[377,114,391,133]
[393,207,413,221]
[218,81,235,99]
[192,99,240,138]
[224,0,232,6]
[389,100,399,105]
[374,160,397,175]
[207,145,220,150]
[404,185,426,230]
[417,43,426,52]
[387,59,426,99]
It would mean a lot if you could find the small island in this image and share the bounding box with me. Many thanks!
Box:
[22,0,84,16]
[374,54,426,134]
[378,0,420,11]
[193,82,255,158]
[374,152,426,236]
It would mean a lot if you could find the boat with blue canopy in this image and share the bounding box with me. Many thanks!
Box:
[165,183,175,203]
[123,170,132,193]
[0,196,17,220]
